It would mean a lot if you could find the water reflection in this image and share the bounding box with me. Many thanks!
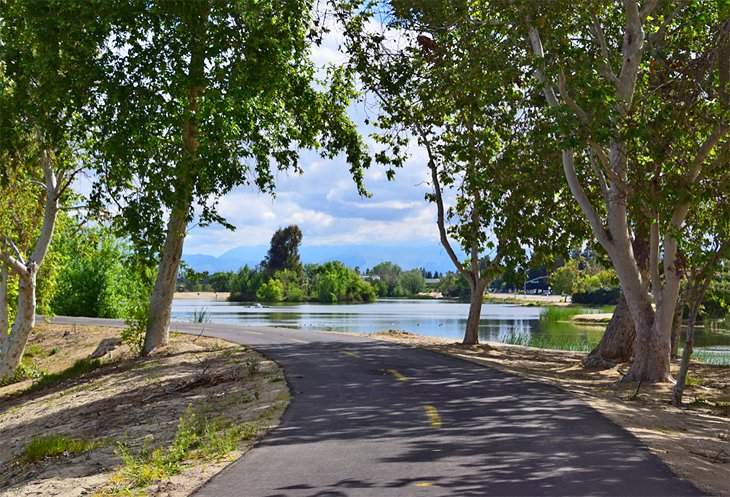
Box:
[171,298,728,349]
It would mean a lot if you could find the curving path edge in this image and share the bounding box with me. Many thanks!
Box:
[51,317,704,497]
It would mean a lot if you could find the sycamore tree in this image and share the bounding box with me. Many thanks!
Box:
[517,1,728,382]
[0,0,108,380]
[90,0,371,354]
[341,1,585,344]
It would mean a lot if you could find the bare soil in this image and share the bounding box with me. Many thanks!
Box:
[172,292,227,301]
[374,330,730,497]
[0,323,289,497]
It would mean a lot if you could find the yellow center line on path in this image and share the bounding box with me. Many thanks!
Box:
[341,351,362,359]
[242,331,263,335]
[423,405,442,429]
[415,482,434,487]
[386,369,409,382]
[290,338,309,344]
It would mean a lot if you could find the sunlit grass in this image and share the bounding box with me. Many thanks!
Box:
[539,306,613,324]
[24,359,104,394]
[99,405,259,495]
[24,434,102,463]
[498,328,600,351]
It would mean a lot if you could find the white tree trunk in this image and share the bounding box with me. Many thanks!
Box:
[0,272,36,378]
[0,265,9,349]
[0,149,60,381]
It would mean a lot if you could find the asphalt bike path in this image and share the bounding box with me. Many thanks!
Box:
[52,317,703,497]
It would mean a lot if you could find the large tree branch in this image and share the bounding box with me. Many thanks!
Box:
[557,70,590,123]
[639,0,659,23]
[643,1,690,52]
[589,15,619,85]
[649,221,661,301]
[418,125,469,280]
[689,126,730,184]
[1,236,25,265]
[526,24,560,107]
[562,149,611,249]
[0,250,29,279]
[29,149,59,266]
[616,0,645,114]
[699,139,730,181]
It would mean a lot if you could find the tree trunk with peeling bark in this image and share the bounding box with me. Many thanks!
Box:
[142,8,207,355]
[0,151,60,380]
[670,298,684,358]
[0,266,8,345]
[584,237,648,368]
[143,202,190,354]
[0,272,36,378]
[463,278,487,345]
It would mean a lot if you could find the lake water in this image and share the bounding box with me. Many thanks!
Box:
[171,298,729,356]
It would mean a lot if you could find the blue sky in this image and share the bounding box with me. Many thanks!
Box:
[183,18,443,257]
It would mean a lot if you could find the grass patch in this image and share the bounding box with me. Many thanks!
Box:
[499,328,600,352]
[680,348,730,366]
[24,434,101,463]
[245,357,261,375]
[0,360,45,387]
[24,359,104,394]
[101,405,257,494]
[190,307,212,323]
[539,306,607,324]
[23,344,47,358]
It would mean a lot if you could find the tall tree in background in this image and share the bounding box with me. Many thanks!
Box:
[342,1,585,344]
[0,0,107,379]
[91,0,371,354]
[263,225,303,276]
[520,1,728,382]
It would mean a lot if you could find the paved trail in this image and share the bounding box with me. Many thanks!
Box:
[53,317,702,497]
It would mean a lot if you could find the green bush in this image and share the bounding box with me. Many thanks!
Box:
[256,280,284,302]
[571,287,620,305]
[438,272,470,299]
[51,227,151,319]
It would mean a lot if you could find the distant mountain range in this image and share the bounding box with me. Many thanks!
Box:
[182,243,465,274]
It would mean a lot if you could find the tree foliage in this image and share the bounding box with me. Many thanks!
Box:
[340,0,587,343]
[262,225,303,276]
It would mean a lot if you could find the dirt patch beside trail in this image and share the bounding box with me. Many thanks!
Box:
[374,330,730,497]
[172,292,227,301]
[0,323,289,497]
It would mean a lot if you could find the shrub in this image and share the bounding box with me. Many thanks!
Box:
[571,287,621,306]
[256,280,284,302]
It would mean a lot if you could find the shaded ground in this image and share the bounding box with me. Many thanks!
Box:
[374,330,730,497]
[0,324,289,497]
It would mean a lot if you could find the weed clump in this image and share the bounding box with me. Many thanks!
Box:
[24,434,101,463]
[102,405,258,494]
